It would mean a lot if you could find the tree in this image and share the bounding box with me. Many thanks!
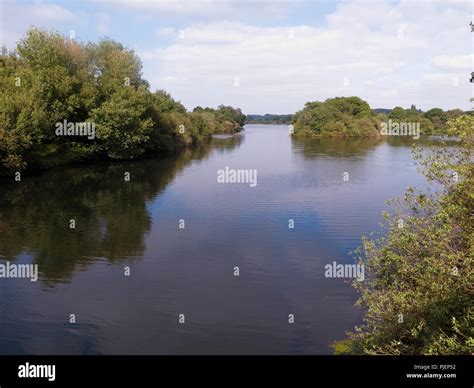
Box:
[0,28,246,175]
[326,96,372,118]
[424,108,447,131]
[333,115,474,355]
[86,38,148,99]
[91,85,154,159]
[445,109,464,121]
[389,107,407,120]
[292,97,379,138]
[217,105,246,127]
[1,28,94,172]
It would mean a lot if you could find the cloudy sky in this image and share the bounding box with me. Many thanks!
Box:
[1,0,472,113]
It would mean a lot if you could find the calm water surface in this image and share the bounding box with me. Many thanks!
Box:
[0,125,436,354]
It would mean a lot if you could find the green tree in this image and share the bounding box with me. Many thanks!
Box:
[0,28,246,175]
[293,97,379,138]
[91,85,154,159]
[424,108,447,132]
[389,107,407,121]
[86,39,147,99]
[334,115,474,355]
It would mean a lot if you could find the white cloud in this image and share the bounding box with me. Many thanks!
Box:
[432,54,473,70]
[141,0,472,113]
[25,3,75,21]
[0,2,75,47]
[1,0,471,113]
[99,0,291,18]
[97,13,111,35]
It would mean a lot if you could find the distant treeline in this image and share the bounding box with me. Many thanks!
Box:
[245,114,293,124]
[292,97,469,138]
[374,106,469,133]
[193,105,246,131]
[0,28,245,175]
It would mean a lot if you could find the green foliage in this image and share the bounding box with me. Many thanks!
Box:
[293,97,379,138]
[245,114,293,124]
[383,106,467,135]
[389,106,406,120]
[445,109,464,121]
[91,86,154,159]
[376,106,467,135]
[388,108,435,135]
[216,105,246,127]
[0,28,245,175]
[86,39,147,99]
[334,115,474,355]
[424,108,447,129]
[193,105,246,131]
[153,90,186,114]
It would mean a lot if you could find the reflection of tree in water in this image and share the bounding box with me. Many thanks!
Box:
[0,144,212,285]
[292,135,459,159]
[385,135,459,147]
[291,136,382,158]
[211,133,244,154]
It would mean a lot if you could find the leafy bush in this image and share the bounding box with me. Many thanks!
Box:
[293,97,379,138]
[333,115,474,355]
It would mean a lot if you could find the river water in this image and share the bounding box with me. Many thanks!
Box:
[0,124,436,354]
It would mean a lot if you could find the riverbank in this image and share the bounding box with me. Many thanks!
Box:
[0,28,246,177]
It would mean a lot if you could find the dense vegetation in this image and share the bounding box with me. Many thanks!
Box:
[192,105,246,133]
[0,29,245,175]
[376,105,466,135]
[292,97,380,138]
[293,97,468,138]
[245,114,293,124]
[334,115,473,355]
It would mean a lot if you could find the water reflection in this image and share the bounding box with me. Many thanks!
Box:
[385,135,459,147]
[212,133,245,154]
[292,135,458,159]
[0,125,446,354]
[0,146,213,285]
[291,136,382,158]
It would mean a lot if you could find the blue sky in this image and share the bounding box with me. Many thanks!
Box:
[1,0,472,114]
